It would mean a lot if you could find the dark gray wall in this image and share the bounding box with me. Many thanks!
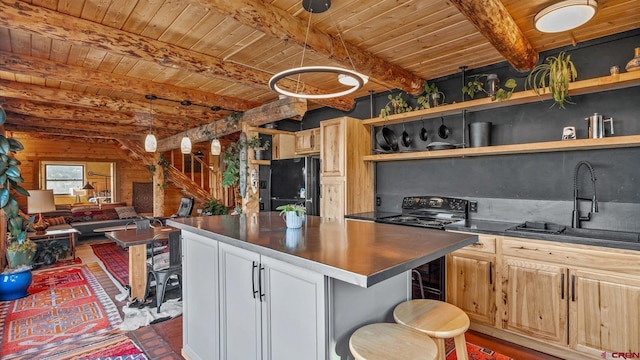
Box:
[279,29,640,230]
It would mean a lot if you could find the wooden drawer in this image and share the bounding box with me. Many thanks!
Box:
[501,236,640,276]
[448,232,496,254]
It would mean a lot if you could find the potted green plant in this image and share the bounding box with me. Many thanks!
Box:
[462,74,517,101]
[249,136,271,160]
[36,241,69,265]
[201,198,229,215]
[276,204,306,229]
[379,92,413,121]
[417,82,445,109]
[526,51,577,108]
[0,104,37,300]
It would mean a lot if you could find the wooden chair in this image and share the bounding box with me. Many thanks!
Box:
[144,231,182,312]
[349,323,438,360]
[393,299,470,360]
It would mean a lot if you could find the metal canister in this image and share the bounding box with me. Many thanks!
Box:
[585,113,614,139]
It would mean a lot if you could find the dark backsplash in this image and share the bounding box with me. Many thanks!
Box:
[297,29,640,231]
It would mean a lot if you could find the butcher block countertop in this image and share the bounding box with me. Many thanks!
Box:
[168,212,477,287]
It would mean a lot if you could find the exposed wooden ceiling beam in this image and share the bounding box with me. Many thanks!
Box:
[0,98,216,131]
[0,0,354,111]
[449,0,538,71]
[0,80,219,121]
[3,123,139,140]
[0,51,259,111]
[5,112,175,138]
[190,0,425,94]
[157,97,307,152]
[9,131,121,145]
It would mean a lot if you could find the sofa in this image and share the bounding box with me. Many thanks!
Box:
[42,203,143,239]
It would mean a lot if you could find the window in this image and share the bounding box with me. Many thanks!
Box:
[45,164,84,195]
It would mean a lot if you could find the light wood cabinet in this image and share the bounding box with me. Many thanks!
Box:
[496,236,640,357]
[295,128,320,155]
[319,117,373,219]
[502,257,568,345]
[319,176,345,220]
[446,234,496,326]
[569,269,640,355]
[272,133,296,160]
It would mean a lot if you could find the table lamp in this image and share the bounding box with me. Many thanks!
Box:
[72,188,86,203]
[28,189,56,234]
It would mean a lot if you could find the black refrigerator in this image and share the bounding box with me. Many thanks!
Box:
[270,156,320,216]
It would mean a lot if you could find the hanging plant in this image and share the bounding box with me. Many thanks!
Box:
[525,51,577,108]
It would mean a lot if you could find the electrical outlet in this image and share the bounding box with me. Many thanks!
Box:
[376,197,381,206]
[469,200,478,213]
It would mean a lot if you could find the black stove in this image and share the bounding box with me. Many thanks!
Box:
[374,196,469,301]
[377,196,469,229]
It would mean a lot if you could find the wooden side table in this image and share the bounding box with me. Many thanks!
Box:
[27,228,80,259]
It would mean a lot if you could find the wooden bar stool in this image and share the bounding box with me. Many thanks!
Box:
[349,323,438,360]
[393,299,470,360]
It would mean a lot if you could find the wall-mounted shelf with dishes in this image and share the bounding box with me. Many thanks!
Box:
[363,135,640,162]
[362,71,640,162]
[362,71,640,128]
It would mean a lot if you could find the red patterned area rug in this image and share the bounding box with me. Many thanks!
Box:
[39,333,148,360]
[446,338,514,360]
[91,242,129,286]
[0,264,123,359]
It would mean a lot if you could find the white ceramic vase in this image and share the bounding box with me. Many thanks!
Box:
[283,211,304,229]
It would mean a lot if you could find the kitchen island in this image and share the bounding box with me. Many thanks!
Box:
[168,213,477,360]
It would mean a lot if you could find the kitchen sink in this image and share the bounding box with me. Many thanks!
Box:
[562,227,640,243]
[506,221,639,243]
[506,221,566,235]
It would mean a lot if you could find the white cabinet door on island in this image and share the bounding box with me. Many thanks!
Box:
[182,232,219,360]
[219,242,326,360]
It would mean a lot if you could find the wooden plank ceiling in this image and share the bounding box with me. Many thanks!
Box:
[0,0,638,146]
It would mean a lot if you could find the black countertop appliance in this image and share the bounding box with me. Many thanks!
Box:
[270,156,320,216]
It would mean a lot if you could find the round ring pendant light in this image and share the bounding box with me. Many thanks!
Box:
[534,0,598,33]
[268,0,368,99]
[269,66,368,99]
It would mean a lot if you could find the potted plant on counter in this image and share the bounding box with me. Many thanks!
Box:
[276,204,306,229]
[526,51,577,108]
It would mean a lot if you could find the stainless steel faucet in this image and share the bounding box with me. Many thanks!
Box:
[572,161,598,228]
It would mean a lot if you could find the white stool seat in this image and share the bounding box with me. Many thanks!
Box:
[394,299,470,360]
[349,323,438,360]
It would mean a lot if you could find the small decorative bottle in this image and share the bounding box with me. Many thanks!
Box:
[625,47,640,72]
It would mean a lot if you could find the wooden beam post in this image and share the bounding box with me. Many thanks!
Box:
[152,153,165,218]
[157,97,307,152]
[449,0,538,71]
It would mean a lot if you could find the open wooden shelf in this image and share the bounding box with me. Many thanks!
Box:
[362,71,640,127]
[248,126,295,136]
[250,159,270,165]
[363,135,640,162]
